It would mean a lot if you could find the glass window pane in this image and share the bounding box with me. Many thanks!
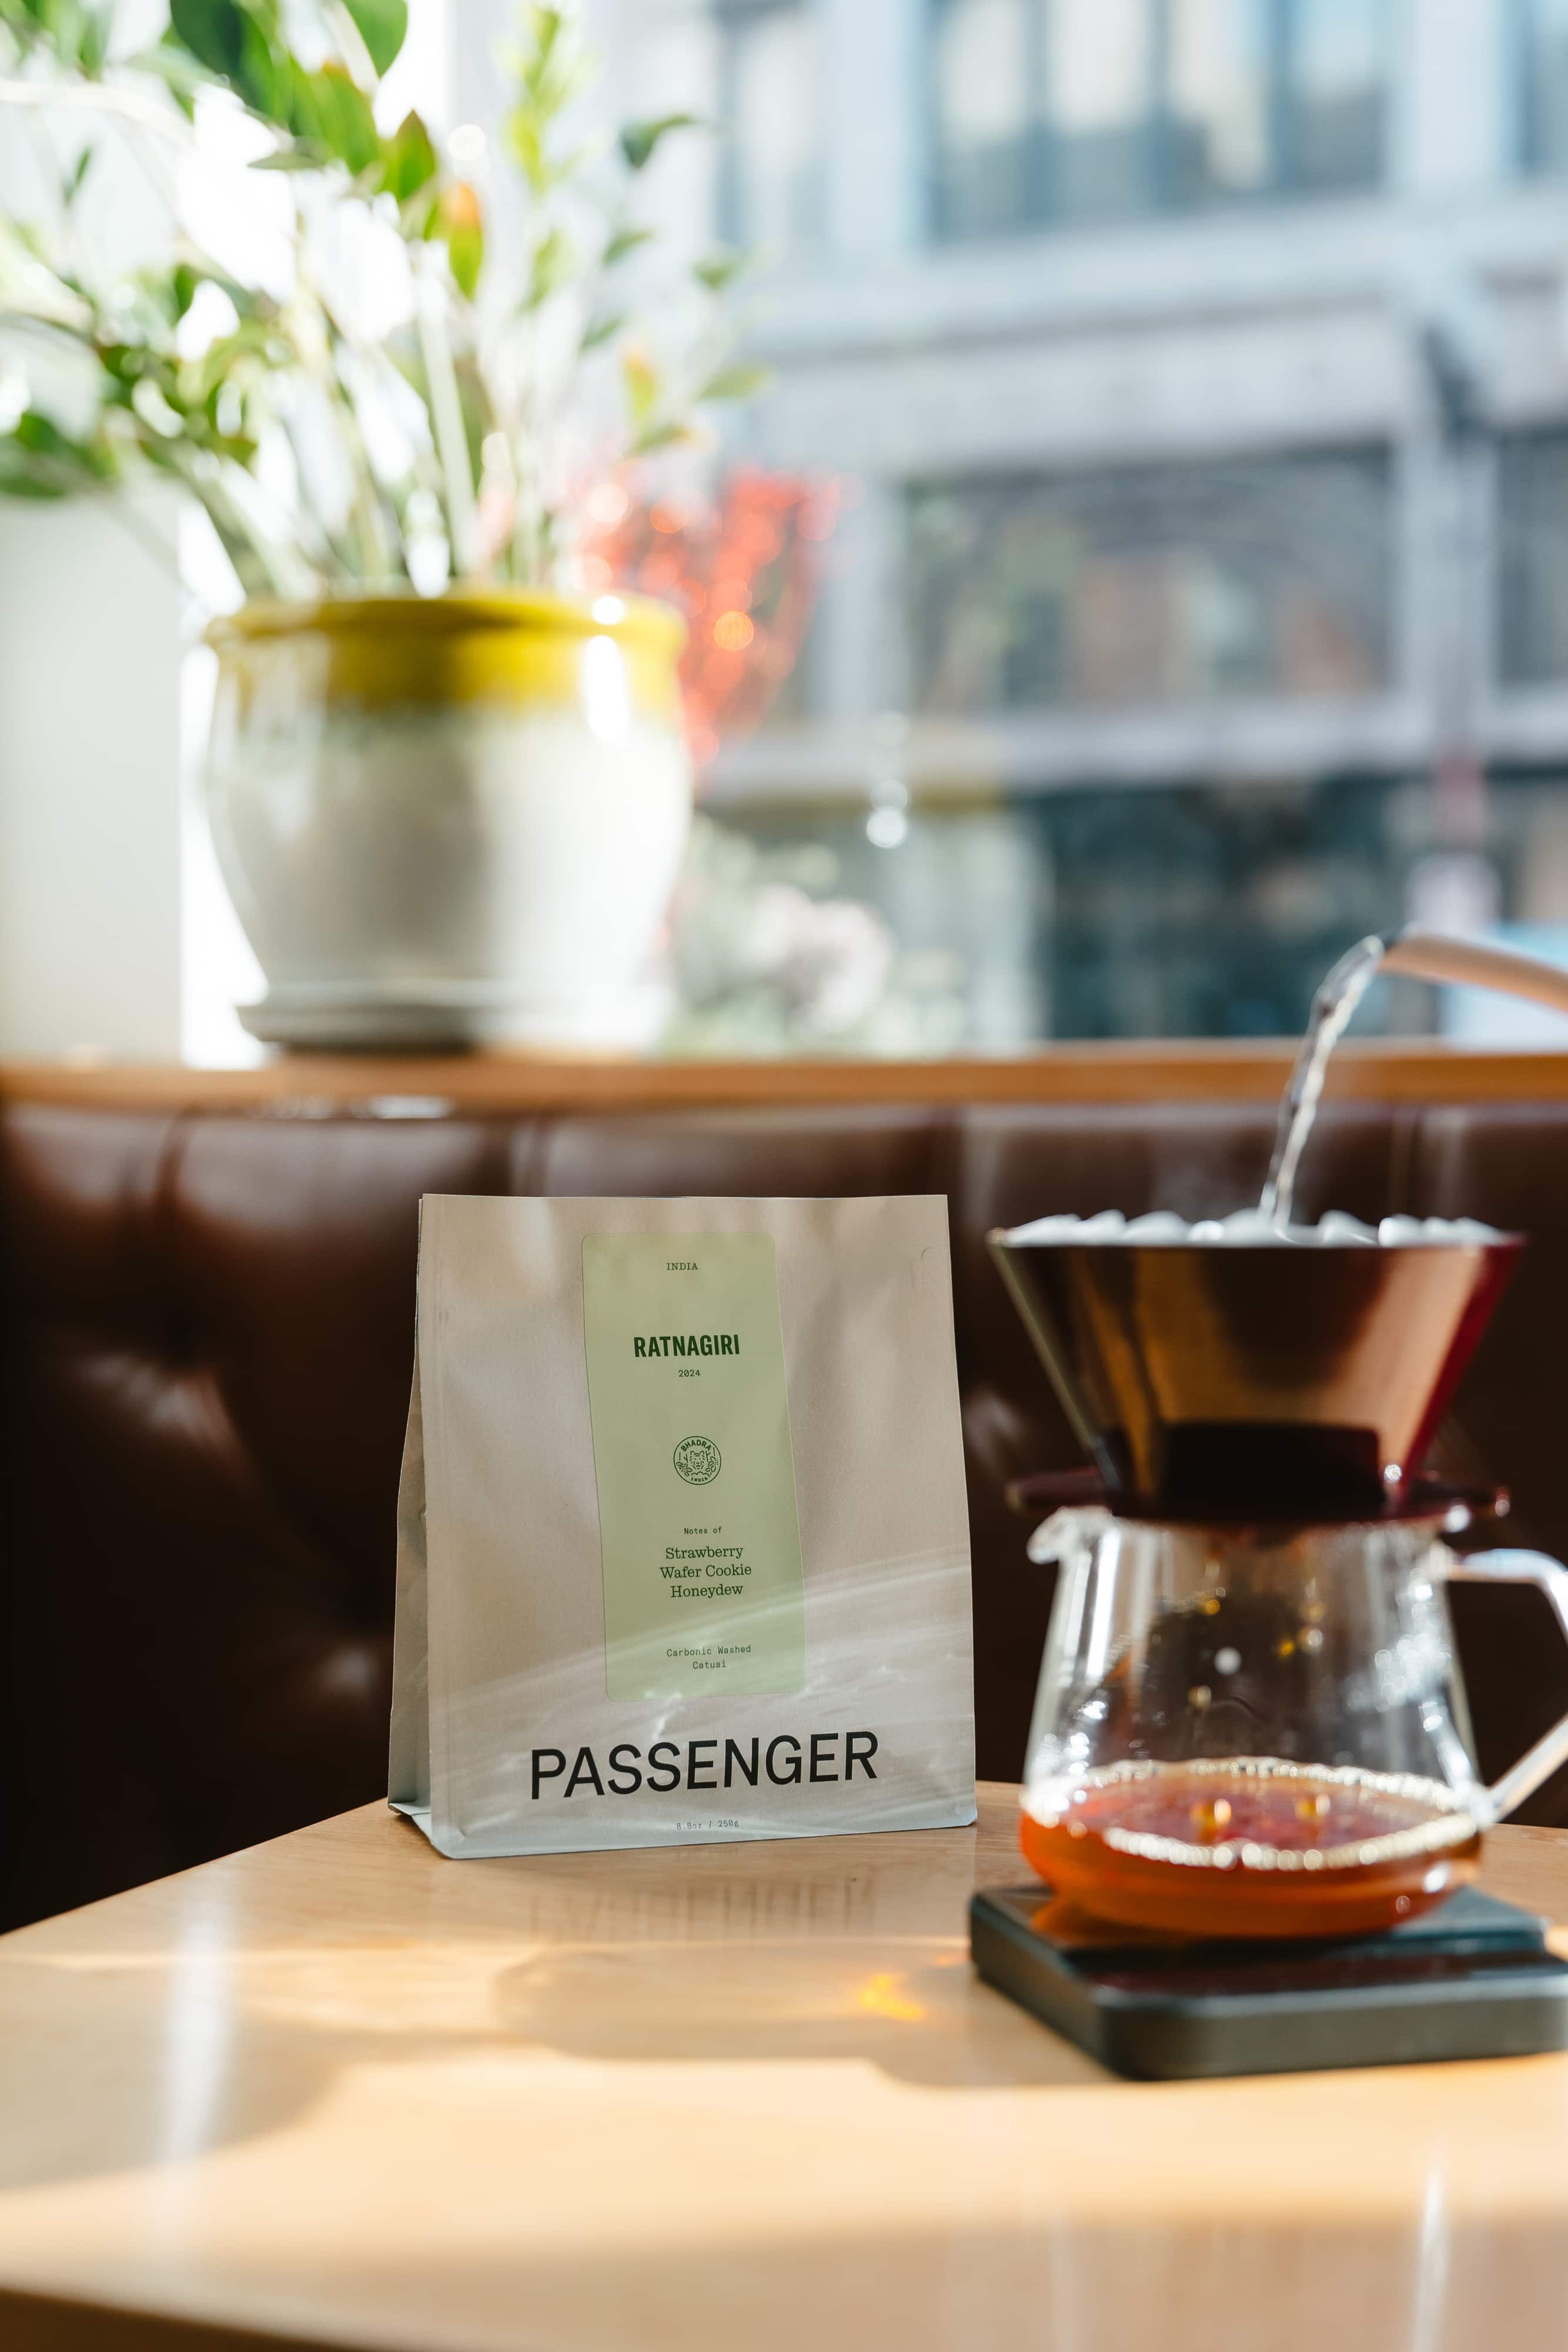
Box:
[1049,0,1152,125]
[932,0,1035,236]
[1499,433,1568,684]
[1524,0,1568,171]
[728,5,821,250]
[1046,0,1155,219]
[1168,0,1272,201]
[1285,0,1387,191]
[907,451,1390,715]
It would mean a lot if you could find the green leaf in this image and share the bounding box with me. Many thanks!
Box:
[250,145,332,171]
[88,4,114,73]
[15,409,81,457]
[580,310,626,352]
[621,347,659,429]
[507,3,593,155]
[619,112,701,173]
[295,61,380,175]
[693,248,750,294]
[0,470,73,501]
[632,420,696,455]
[524,225,573,311]
[603,224,654,268]
[169,0,290,122]
[168,0,248,82]
[436,182,484,299]
[63,143,95,203]
[341,0,406,76]
[449,226,483,301]
[75,2,110,75]
[240,23,293,120]
[10,0,109,73]
[519,6,575,104]
[384,108,437,203]
[527,4,563,71]
[699,362,772,403]
[503,102,547,195]
[5,406,115,483]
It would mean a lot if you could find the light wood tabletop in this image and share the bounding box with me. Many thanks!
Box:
[2,1789,1568,2352]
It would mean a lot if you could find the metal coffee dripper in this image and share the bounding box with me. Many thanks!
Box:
[993,1222,1519,1525]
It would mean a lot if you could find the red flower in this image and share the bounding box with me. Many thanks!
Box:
[585,468,842,774]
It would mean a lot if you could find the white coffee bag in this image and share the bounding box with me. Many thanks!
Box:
[390,1194,975,1856]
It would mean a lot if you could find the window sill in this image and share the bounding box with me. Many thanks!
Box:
[6,1041,1568,1115]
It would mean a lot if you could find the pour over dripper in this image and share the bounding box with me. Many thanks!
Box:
[989,1228,1519,1520]
[991,920,1568,1520]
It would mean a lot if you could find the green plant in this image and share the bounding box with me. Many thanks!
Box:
[0,1,767,597]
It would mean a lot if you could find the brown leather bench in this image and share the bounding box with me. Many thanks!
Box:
[4,1087,1568,1930]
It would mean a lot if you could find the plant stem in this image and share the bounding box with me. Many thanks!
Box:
[416,254,480,579]
[179,452,319,600]
[295,272,399,582]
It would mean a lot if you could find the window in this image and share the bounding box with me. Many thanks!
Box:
[1046,0,1157,219]
[1499,431,1568,685]
[1167,0,1274,203]
[907,450,1392,713]
[720,1,822,250]
[932,0,1034,236]
[1285,0,1386,189]
[930,0,1389,238]
[1520,0,1568,173]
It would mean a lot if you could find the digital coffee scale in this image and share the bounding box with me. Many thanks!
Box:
[971,1882,1568,2080]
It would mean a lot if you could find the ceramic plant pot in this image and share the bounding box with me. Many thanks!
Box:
[203,589,692,1050]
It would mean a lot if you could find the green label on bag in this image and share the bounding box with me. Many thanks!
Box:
[582,1232,807,1700]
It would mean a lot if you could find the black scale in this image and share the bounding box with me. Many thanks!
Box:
[971,1885,1568,2080]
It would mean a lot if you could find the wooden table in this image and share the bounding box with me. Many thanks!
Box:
[2,1789,1567,2352]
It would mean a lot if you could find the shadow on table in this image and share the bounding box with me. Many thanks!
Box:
[0,1931,1101,2201]
[490,1935,1103,2087]
[0,1955,361,2196]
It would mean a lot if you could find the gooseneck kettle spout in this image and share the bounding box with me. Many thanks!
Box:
[1384,928,1568,1015]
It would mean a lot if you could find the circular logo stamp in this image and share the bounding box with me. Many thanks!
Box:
[673,1435,722,1486]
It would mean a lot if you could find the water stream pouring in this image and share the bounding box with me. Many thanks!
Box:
[1262,927,1568,1228]
[991,928,1568,1938]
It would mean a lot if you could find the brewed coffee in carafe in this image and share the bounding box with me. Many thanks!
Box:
[991,926,1568,1940]
[1015,1513,1492,1939]
[1020,1763,1482,1942]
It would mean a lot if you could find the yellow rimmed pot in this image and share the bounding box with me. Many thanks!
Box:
[202,589,693,1050]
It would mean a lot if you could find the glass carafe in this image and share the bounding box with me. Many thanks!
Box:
[1021,1506,1568,1939]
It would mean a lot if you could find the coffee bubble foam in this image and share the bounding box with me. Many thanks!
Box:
[1004,1208,1503,1249]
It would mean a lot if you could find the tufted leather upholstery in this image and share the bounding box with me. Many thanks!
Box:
[3,1091,1568,1929]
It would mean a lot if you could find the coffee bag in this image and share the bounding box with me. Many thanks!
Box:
[390,1194,975,1855]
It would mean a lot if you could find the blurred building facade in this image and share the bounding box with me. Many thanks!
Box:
[587,0,1568,1044]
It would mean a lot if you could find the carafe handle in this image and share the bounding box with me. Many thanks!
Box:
[1447,1549,1568,1821]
